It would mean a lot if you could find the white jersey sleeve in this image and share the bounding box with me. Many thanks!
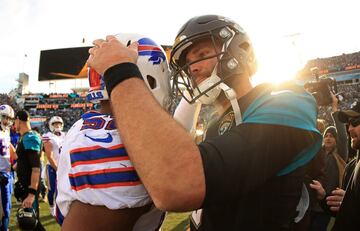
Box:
[0,129,11,172]
[42,131,65,164]
[56,112,152,218]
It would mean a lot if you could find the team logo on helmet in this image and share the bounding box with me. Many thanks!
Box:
[138,38,166,65]
[16,207,38,230]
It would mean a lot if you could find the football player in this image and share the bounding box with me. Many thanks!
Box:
[56,33,171,231]
[0,104,16,231]
[42,116,66,216]
[87,15,321,230]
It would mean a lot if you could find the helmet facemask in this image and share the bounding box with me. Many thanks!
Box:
[52,123,63,133]
[0,105,15,131]
[0,115,14,131]
[49,116,64,133]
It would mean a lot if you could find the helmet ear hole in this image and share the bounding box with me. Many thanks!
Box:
[239,42,250,51]
[147,75,157,89]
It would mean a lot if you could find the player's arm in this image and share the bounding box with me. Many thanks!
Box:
[88,38,205,212]
[9,143,17,160]
[22,166,41,208]
[22,149,41,208]
[331,94,348,161]
[44,141,57,171]
[29,166,41,192]
[110,78,204,212]
[62,201,152,231]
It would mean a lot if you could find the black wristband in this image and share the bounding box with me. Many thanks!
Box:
[103,63,143,97]
[28,188,37,195]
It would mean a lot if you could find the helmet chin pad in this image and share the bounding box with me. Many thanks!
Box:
[54,127,63,133]
[193,72,222,104]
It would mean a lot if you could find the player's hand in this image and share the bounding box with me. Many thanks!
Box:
[87,35,139,76]
[22,193,35,208]
[326,188,345,212]
[309,180,326,200]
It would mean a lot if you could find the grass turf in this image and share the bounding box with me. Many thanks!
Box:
[9,195,189,231]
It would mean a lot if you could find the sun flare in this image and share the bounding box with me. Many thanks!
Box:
[251,35,305,86]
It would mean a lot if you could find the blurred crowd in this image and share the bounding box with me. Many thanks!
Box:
[0,94,20,113]
[20,93,96,133]
[298,51,360,78]
[3,81,359,135]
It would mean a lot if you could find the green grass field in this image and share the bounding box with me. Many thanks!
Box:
[8,195,336,230]
[9,195,189,231]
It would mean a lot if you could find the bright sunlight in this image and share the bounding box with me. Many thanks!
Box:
[252,34,305,86]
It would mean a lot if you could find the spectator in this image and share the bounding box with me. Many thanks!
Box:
[330,101,360,230]
[294,119,327,231]
[310,95,348,230]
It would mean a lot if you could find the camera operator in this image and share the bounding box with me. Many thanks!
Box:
[304,67,338,107]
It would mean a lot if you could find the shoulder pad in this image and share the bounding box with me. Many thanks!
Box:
[23,131,42,152]
[81,110,102,120]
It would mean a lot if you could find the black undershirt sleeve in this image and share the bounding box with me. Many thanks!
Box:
[24,150,41,169]
[199,123,317,207]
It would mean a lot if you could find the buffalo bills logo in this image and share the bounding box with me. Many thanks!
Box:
[138,38,166,65]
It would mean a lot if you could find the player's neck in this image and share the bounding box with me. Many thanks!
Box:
[19,125,31,136]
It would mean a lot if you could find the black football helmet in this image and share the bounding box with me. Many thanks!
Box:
[170,15,257,104]
[16,207,38,230]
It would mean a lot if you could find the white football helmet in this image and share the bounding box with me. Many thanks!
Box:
[49,116,64,133]
[0,104,15,130]
[87,33,171,110]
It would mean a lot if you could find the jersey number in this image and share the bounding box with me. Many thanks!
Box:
[0,139,8,156]
[80,117,116,131]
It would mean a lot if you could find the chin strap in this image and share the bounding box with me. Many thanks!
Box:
[219,83,242,125]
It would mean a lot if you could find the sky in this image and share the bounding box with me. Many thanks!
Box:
[1,0,360,94]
